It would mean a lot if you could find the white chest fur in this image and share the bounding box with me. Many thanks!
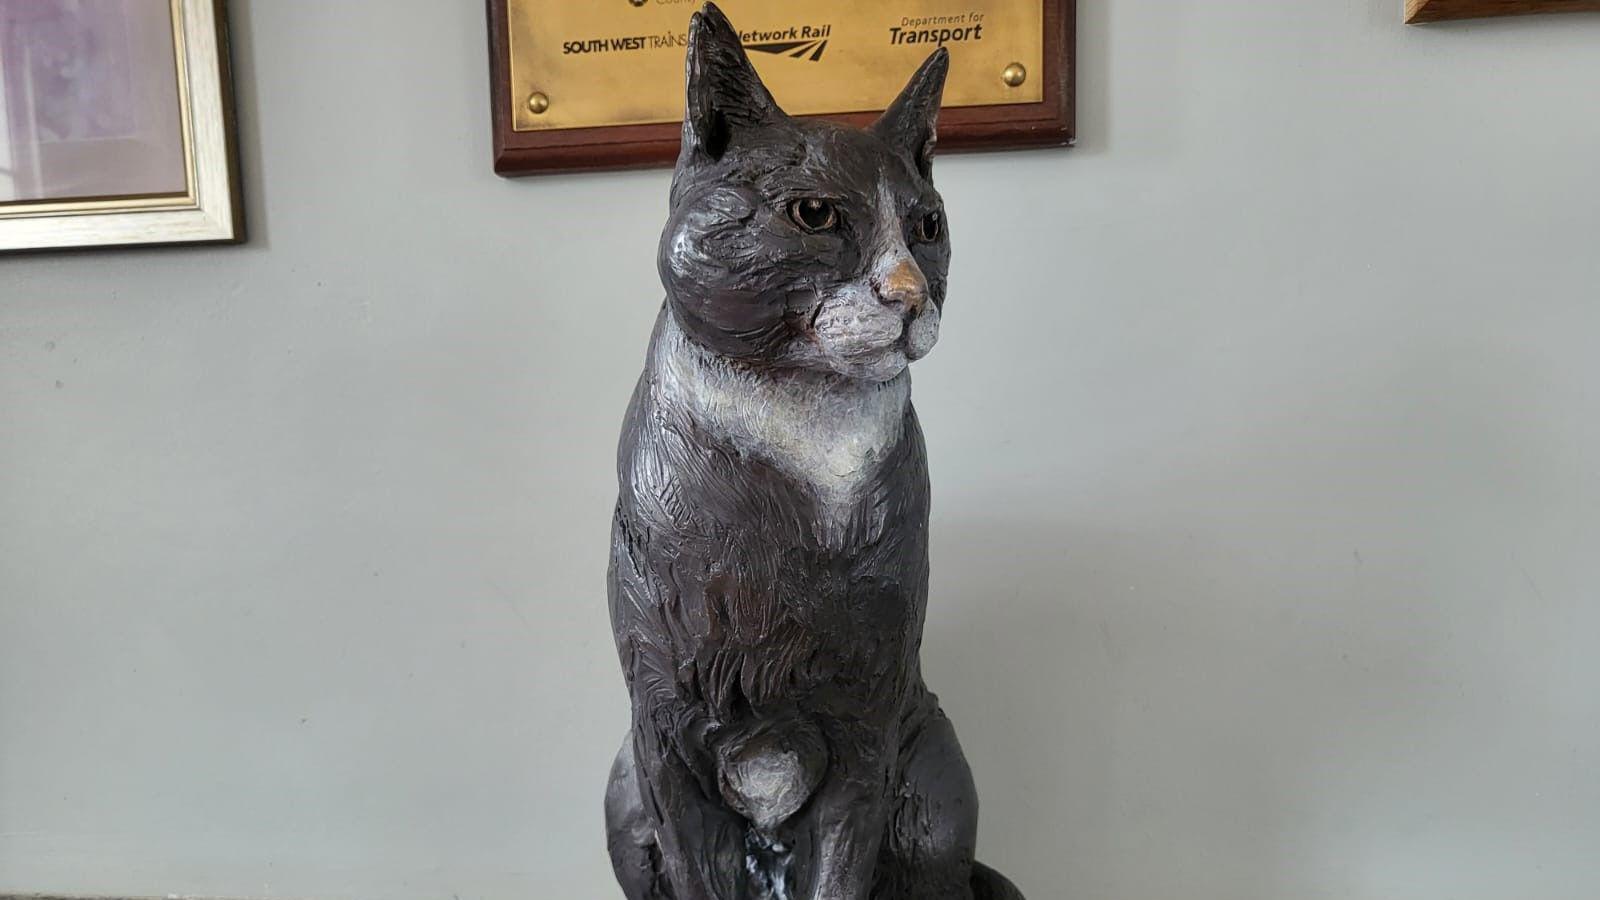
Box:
[652,315,910,528]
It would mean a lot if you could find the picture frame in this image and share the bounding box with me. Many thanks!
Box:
[1406,0,1600,23]
[486,0,1075,177]
[0,0,243,253]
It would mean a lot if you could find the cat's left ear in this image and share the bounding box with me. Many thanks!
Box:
[873,48,950,180]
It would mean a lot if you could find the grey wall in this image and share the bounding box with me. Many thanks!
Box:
[4,1,1599,898]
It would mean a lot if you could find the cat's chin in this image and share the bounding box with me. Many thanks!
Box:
[821,349,911,383]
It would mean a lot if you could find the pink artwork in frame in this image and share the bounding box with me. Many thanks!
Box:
[0,0,242,251]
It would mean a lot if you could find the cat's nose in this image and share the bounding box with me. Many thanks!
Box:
[874,258,927,316]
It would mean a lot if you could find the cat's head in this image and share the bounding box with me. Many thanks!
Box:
[658,3,951,383]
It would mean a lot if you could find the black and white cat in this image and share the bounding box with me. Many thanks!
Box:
[603,6,1024,898]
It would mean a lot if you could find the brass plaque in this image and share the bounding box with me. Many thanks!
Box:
[508,0,1044,133]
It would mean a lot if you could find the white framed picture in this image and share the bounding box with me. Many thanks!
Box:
[0,0,242,252]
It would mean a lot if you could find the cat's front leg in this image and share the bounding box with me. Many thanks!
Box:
[791,726,897,900]
[631,726,750,900]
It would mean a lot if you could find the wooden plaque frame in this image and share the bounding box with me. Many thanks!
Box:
[486,0,1075,177]
[1406,0,1600,22]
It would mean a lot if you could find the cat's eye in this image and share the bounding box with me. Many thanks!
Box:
[789,198,839,233]
[915,211,944,243]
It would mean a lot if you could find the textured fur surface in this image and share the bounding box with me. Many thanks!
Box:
[652,316,913,543]
[603,5,1024,898]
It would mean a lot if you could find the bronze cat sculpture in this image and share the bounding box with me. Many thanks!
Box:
[604,6,1024,898]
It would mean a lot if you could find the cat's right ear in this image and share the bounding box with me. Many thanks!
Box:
[682,2,783,163]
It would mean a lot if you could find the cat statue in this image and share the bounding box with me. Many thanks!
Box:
[603,5,1025,898]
